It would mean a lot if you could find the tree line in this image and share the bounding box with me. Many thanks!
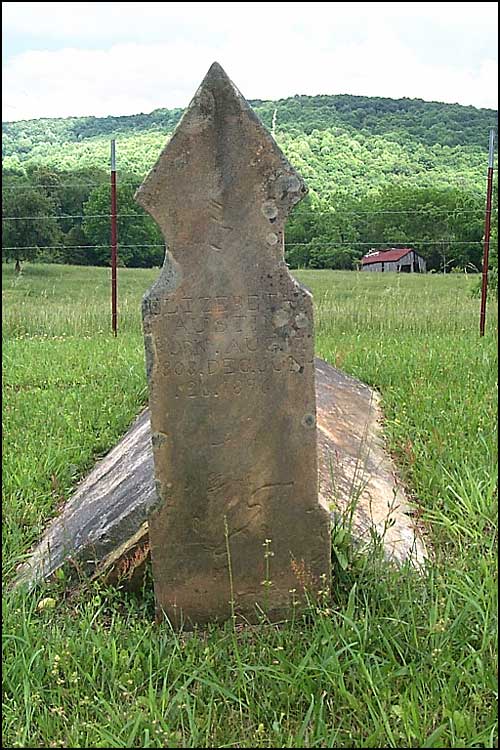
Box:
[4,92,496,155]
[3,167,496,274]
[3,91,496,272]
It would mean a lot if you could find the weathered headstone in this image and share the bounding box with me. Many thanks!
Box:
[14,63,427,622]
[136,62,331,626]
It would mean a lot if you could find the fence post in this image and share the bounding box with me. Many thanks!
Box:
[479,129,495,337]
[111,139,118,336]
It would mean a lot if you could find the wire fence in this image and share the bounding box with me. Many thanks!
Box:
[2,182,107,190]
[3,126,496,344]
[2,213,150,221]
[4,208,495,252]
[2,165,496,189]
[3,159,496,260]
[1,207,490,221]
[3,240,496,253]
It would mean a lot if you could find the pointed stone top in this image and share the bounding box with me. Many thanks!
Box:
[194,61,233,95]
[204,61,227,78]
[135,63,307,249]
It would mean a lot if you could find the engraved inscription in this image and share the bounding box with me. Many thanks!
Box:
[153,288,313,397]
[208,198,234,251]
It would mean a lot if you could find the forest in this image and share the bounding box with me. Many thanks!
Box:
[2,93,498,272]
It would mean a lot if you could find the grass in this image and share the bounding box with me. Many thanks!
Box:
[2,263,498,748]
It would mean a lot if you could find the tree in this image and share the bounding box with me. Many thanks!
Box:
[2,182,63,271]
[82,181,164,267]
[357,185,484,272]
[285,196,318,268]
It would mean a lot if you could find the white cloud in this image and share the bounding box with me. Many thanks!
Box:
[2,2,497,41]
[2,2,498,121]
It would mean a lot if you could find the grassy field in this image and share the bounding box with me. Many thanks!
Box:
[2,263,498,748]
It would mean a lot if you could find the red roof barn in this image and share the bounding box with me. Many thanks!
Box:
[361,248,426,273]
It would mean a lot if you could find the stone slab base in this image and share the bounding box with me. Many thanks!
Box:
[14,358,426,591]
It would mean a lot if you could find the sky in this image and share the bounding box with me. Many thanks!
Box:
[2,1,498,122]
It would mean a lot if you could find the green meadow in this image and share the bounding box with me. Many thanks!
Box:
[2,263,498,748]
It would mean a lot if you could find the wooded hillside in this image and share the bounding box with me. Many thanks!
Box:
[3,93,497,271]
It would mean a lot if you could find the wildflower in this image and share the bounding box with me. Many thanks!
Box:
[37,596,56,612]
[433,619,447,633]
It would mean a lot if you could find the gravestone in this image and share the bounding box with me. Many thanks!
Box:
[13,65,427,611]
[136,62,331,626]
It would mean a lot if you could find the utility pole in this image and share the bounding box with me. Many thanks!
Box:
[110,139,118,336]
[479,129,495,337]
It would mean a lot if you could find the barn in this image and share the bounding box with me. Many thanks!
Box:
[361,248,426,273]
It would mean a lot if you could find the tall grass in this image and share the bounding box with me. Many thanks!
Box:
[2,263,498,748]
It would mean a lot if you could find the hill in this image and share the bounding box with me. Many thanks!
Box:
[3,94,496,188]
[2,94,498,271]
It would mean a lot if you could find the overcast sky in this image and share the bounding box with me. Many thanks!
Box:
[2,1,498,122]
